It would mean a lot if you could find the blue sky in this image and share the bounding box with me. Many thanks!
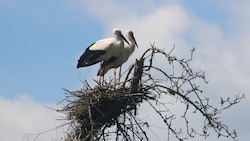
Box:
[1,0,250,141]
[0,0,104,101]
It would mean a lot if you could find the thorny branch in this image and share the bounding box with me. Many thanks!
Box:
[55,43,244,141]
[133,44,244,140]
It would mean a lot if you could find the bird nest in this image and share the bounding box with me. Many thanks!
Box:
[61,83,154,141]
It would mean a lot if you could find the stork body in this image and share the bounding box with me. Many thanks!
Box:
[77,28,129,68]
[97,30,138,78]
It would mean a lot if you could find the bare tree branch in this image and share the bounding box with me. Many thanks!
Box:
[53,44,245,141]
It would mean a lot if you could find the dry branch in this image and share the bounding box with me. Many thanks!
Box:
[57,44,244,141]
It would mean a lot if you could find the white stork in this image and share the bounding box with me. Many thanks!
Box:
[97,30,138,82]
[77,28,130,82]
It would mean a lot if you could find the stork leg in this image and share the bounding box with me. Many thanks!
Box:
[99,75,104,85]
[102,75,105,85]
[99,62,104,85]
[119,65,122,83]
[114,68,117,85]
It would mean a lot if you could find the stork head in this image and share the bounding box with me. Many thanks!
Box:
[113,28,130,45]
[126,30,138,48]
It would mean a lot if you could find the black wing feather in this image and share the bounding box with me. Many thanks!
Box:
[77,42,106,68]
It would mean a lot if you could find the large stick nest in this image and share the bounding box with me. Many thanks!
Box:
[58,45,243,141]
[62,85,153,141]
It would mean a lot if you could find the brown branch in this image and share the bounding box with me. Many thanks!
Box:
[54,44,244,141]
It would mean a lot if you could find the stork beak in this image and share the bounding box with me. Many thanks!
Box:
[131,34,138,48]
[121,34,130,45]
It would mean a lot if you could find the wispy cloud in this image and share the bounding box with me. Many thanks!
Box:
[0,95,65,141]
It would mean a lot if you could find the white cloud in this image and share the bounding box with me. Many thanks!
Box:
[67,0,134,24]
[0,95,66,141]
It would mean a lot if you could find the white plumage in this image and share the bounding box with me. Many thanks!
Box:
[77,28,129,69]
[97,29,138,76]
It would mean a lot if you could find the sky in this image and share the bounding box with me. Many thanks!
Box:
[0,0,250,141]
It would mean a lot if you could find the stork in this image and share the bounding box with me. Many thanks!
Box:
[97,30,138,83]
[77,28,130,83]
